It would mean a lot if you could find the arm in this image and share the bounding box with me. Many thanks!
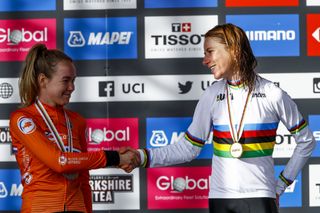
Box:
[78,121,92,213]
[271,87,316,195]
[139,88,215,168]
[9,111,119,173]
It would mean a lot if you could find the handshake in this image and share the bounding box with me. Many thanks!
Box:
[118,147,142,173]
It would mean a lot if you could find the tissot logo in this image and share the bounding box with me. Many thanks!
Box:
[99,81,115,97]
[172,23,191,32]
[178,81,193,94]
[145,15,218,58]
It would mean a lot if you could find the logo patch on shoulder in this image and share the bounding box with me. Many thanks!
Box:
[17,117,36,134]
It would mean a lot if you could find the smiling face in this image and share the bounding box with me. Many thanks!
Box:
[38,60,76,107]
[202,37,239,81]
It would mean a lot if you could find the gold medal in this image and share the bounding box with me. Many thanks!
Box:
[226,83,252,159]
[230,142,243,158]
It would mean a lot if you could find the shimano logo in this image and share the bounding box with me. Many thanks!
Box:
[246,30,295,41]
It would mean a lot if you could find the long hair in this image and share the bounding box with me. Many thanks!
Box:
[19,44,73,107]
[205,23,257,91]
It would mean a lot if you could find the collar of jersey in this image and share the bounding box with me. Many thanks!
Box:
[227,79,244,89]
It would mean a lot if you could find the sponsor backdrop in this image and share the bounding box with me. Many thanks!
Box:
[0,0,319,212]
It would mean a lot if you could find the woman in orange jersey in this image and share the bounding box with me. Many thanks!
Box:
[9,44,139,213]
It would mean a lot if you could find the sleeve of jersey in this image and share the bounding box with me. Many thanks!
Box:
[271,87,316,195]
[10,111,107,174]
[145,88,214,168]
[77,119,93,213]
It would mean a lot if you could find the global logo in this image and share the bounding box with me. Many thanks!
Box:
[0,82,13,99]
[0,28,48,45]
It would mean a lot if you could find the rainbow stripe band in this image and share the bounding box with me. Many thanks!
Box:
[279,171,294,186]
[141,148,150,168]
[184,131,205,148]
[213,141,275,158]
[289,119,307,134]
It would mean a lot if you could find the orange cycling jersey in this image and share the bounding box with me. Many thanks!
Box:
[10,102,107,213]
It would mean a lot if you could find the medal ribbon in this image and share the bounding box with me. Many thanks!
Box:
[35,99,73,153]
[226,83,252,144]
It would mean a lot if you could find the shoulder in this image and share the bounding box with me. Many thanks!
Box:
[256,75,288,102]
[202,79,225,97]
[10,105,36,122]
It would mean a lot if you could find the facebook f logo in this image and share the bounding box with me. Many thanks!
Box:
[99,81,115,97]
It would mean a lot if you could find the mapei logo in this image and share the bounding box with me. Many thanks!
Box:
[64,17,137,60]
[226,14,299,56]
[307,14,320,56]
[0,169,22,211]
[145,15,218,58]
[150,130,169,146]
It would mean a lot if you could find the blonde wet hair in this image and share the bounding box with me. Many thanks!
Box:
[205,23,257,91]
